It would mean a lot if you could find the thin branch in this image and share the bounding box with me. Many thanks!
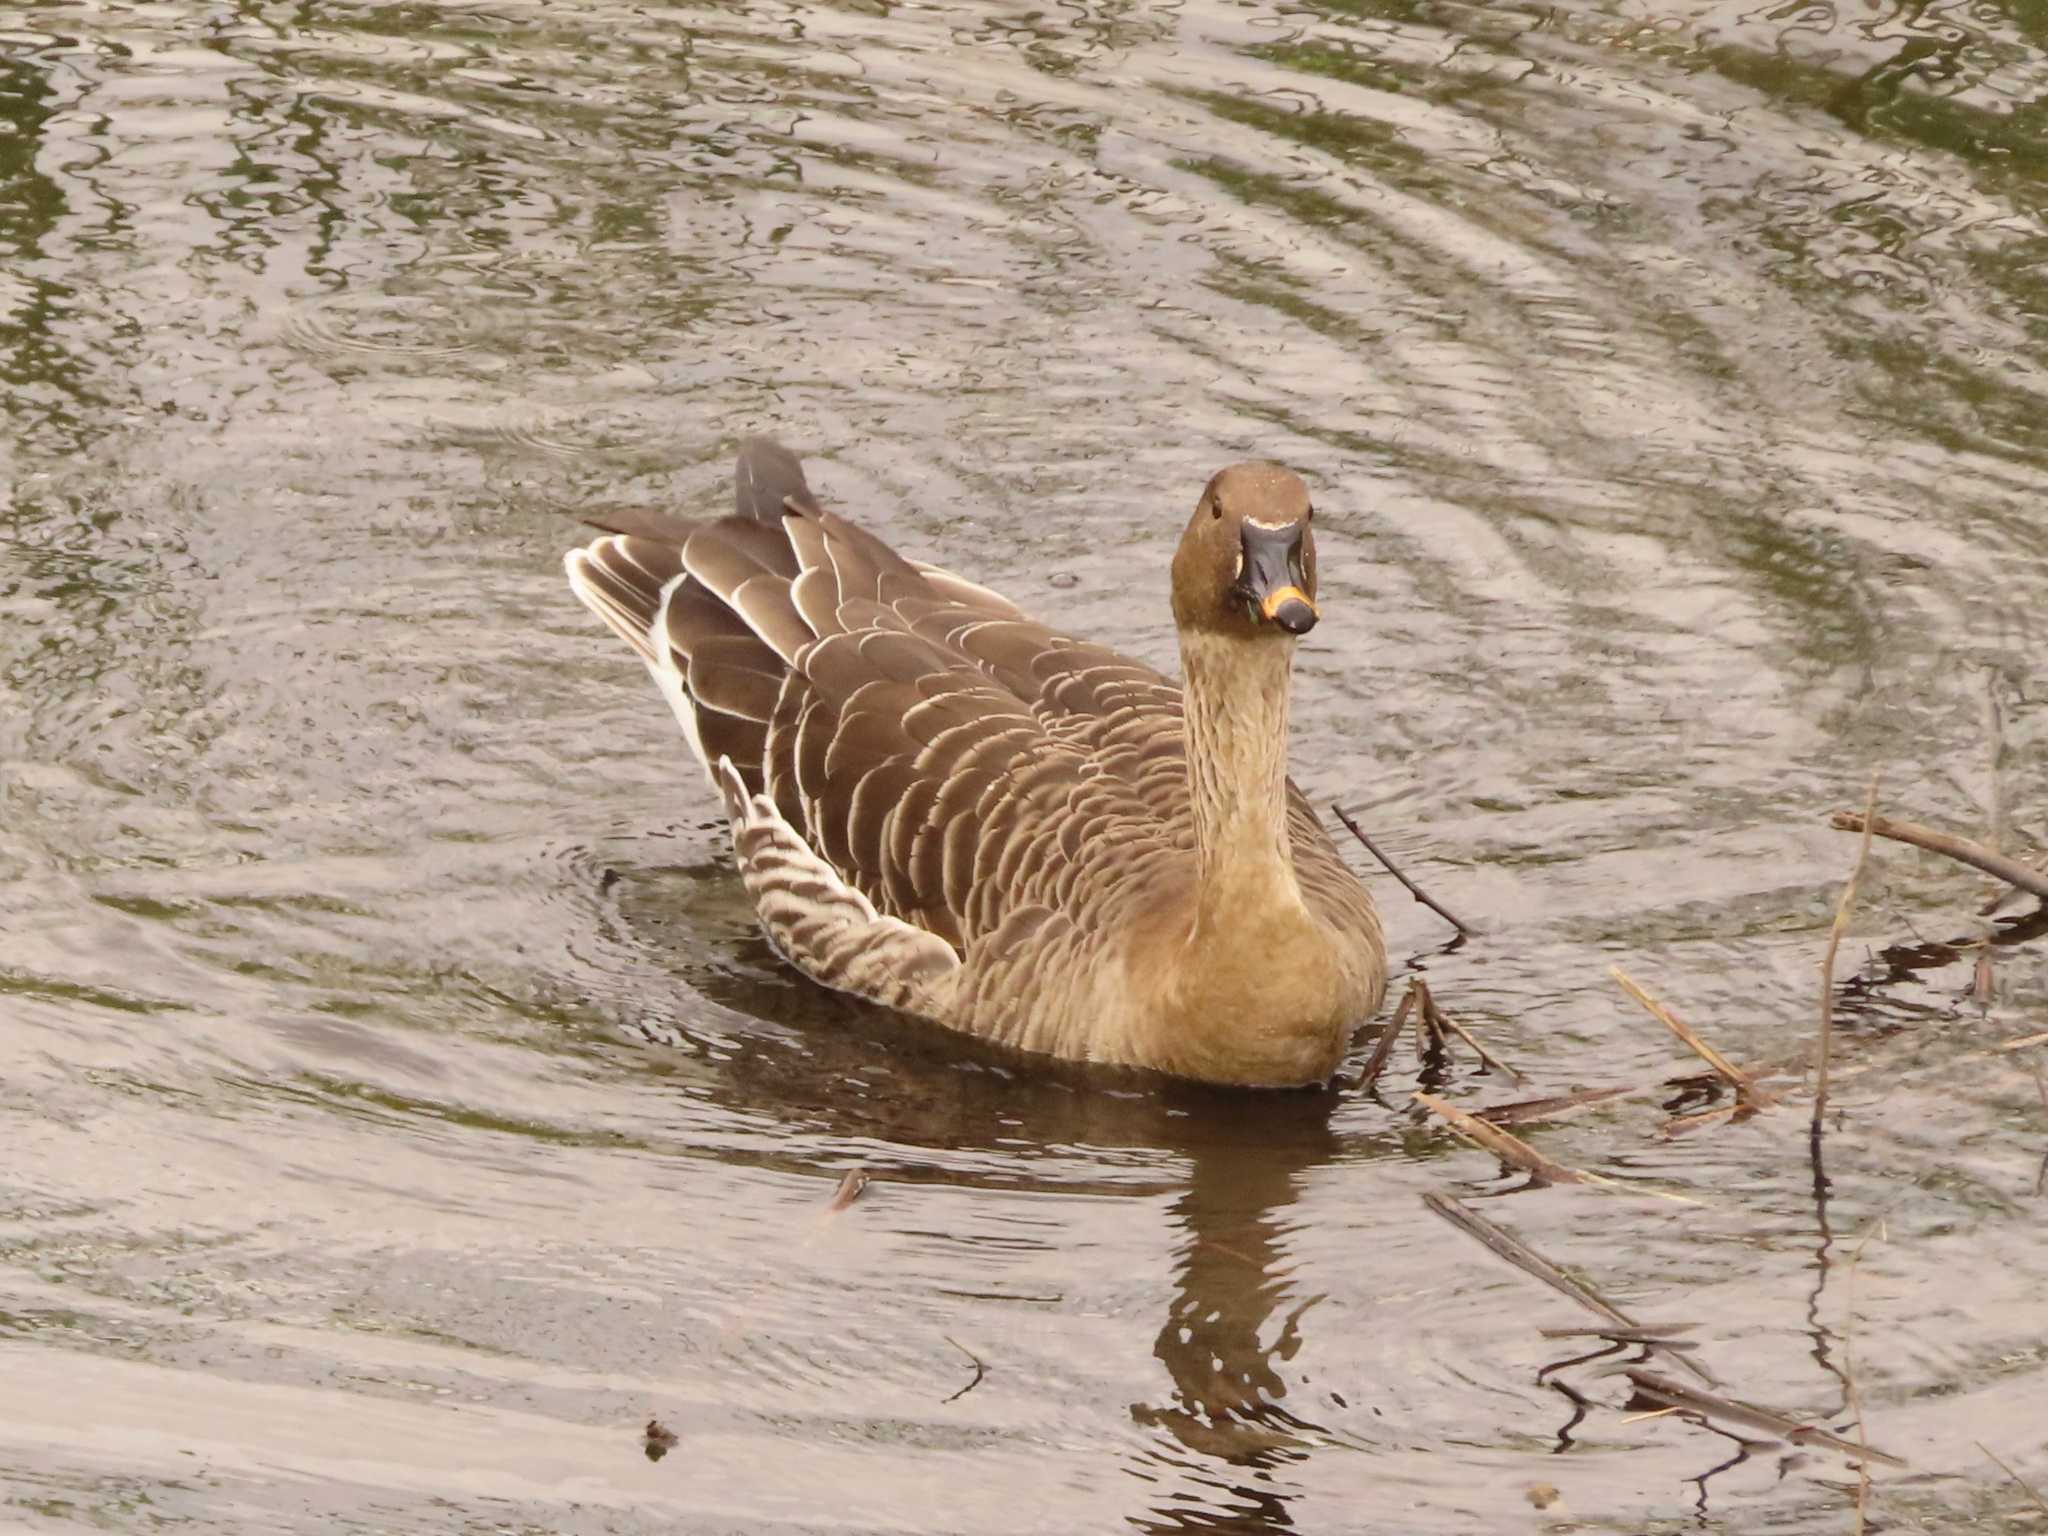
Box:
[1817,778,1880,1138]
[1612,966,1773,1108]
[1331,805,1481,938]
[1423,1192,1714,1384]
[1829,809,2048,903]
[1479,1085,1636,1126]
[1539,1323,1699,1345]
[1624,1369,1904,1467]
[1662,1104,1744,1138]
[1421,989,1526,1083]
[1985,667,2011,860]
[1980,1442,2048,1517]
[1980,848,2048,917]
[1413,1091,1591,1185]
[941,1336,986,1403]
[1353,980,1418,1092]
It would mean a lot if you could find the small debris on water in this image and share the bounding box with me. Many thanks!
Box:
[643,1417,679,1462]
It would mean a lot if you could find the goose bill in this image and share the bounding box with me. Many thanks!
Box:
[1236,523,1318,635]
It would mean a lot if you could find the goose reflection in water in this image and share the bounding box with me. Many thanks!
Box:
[1127,1094,1341,1534]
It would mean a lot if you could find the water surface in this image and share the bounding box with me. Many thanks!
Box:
[5,0,2048,1530]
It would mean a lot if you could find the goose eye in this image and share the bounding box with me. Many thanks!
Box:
[1211,503,1223,521]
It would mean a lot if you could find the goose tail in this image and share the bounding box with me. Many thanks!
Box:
[562,438,813,794]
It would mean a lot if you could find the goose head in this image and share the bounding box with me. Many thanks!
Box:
[1170,463,1319,639]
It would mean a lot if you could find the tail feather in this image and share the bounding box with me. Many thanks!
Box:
[564,440,822,799]
[564,537,680,666]
[734,436,815,523]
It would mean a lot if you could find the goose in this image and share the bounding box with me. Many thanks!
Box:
[563,439,1386,1087]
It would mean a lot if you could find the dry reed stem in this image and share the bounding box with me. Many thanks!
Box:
[1332,805,1481,937]
[1980,848,2048,917]
[1612,966,1774,1108]
[1479,1086,1636,1127]
[1416,1092,1701,1204]
[1624,1369,1904,1467]
[1979,672,2013,919]
[1420,989,1526,1083]
[1423,1192,1715,1384]
[1979,1443,2048,1517]
[1619,1406,1685,1426]
[1662,1104,1744,1138]
[1539,1323,1699,1345]
[1413,1091,1590,1185]
[1829,810,2048,902]
[1354,981,1418,1091]
[1816,777,1880,1137]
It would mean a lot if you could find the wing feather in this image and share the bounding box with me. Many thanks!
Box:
[566,436,1200,1000]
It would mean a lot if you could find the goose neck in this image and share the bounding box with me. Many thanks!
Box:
[1179,628,1301,917]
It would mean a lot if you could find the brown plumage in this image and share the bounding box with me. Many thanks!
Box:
[563,438,1385,1086]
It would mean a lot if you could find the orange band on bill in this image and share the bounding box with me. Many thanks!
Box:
[1259,585,1317,621]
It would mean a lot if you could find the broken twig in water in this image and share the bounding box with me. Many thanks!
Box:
[1416,1089,1698,1203]
[1624,1368,1904,1467]
[1353,981,1417,1092]
[1478,1085,1637,1127]
[1979,1442,2048,1517]
[1539,1323,1700,1347]
[1611,966,1775,1110]
[941,1335,985,1403]
[1419,987,1526,1083]
[1414,1092,1590,1185]
[1981,850,2048,917]
[1829,810,2048,904]
[1332,805,1480,938]
[827,1169,870,1212]
[1423,1192,1714,1385]
[1817,778,1879,1140]
[1661,1103,1747,1138]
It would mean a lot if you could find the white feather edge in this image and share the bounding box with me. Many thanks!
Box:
[570,536,965,1003]
[565,541,709,781]
[910,560,1028,619]
[714,757,961,986]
